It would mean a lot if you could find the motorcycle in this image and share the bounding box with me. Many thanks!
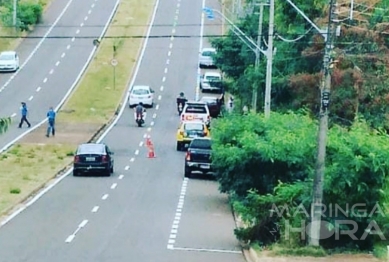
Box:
[134,111,147,127]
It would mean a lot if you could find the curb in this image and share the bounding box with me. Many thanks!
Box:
[231,203,258,262]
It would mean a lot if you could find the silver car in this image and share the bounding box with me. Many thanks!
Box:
[199,48,216,68]
[0,51,19,72]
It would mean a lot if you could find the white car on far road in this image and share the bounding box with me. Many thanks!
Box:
[0,51,19,72]
[128,85,154,108]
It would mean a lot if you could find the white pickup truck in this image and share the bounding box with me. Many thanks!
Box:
[200,71,223,93]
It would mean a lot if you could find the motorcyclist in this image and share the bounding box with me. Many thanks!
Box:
[135,102,146,119]
[176,92,187,114]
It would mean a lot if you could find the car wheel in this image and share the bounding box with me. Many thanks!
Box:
[110,165,114,173]
[176,142,182,151]
[103,169,111,177]
[184,167,191,178]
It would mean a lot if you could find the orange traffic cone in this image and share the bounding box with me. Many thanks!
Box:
[146,135,152,147]
[147,143,156,158]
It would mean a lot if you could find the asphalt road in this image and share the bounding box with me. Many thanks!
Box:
[0,0,246,261]
[0,0,118,148]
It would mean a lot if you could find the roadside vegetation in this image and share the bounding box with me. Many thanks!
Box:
[210,0,389,259]
[0,0,155,217]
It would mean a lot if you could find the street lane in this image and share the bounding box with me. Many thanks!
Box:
[0,0,118,149]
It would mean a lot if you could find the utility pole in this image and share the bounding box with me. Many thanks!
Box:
[309,0,338,246]
[252,2,264,112]
[13,0,17,29]
[263,0,274,118]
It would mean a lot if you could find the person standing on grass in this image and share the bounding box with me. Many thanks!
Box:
[46,106,56,137]
[18,102,31,128]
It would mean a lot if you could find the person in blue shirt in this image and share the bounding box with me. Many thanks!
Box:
[18,102,31,128]
[46,106,56,137]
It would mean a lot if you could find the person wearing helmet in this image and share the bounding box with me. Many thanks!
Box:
[135,102,145,119]
[176,92,187,115]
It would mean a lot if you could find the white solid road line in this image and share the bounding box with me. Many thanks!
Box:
[0,0,124,229]
[171,247,241,254]
[167,178,188,249]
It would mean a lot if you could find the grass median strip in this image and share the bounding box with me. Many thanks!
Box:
[0,0,156,217]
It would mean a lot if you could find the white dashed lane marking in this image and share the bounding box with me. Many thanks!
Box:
[36,86,41,92]
[43,78,47,83]
[164,68,168,74]
[168,51,171,56]
[80,22,84,27]
[49,69,54,74]
[11,113,16,118]
[55,61,60,66]
[155,104,159,110]
[88,10,92,14]
[152,113,157,119]
[84,16,88,21]
[118,174,124,179]
[76,29,80,34]
[167,178,188,249]
[61,52,66,58]
[101,194,109,200]
[71,37,75,42]
[162,76,166,82]
[135,149,139,155]
[158,95,162,100]
[169,43,173,49]
[124,166,130,170]
[110,183,117,189]
[65,219,88,243]
[160,86,164,91]
[150,121,155,126]
[139,141,144,147]
[130,157,135,162]
[67,44,71,49]
[91,206,99,213]
[28,96,33,101]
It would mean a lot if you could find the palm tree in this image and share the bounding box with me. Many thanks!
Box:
[0,117,11,134]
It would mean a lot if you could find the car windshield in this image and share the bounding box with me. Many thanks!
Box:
[77,144,105,154]
[132,89,149,95]
[184,123,204,131]
[0,54,14,61]
[190,139,212,149]
[202,51,215,57]
[185,106,207,113]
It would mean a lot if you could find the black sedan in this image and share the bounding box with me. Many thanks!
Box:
[73,143,114,176]
[200,95,224,118]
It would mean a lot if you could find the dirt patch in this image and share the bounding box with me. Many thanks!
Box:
[19,123,102,145]
[250,250,382,262]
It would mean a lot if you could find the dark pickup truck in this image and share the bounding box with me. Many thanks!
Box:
[184,137,213,178]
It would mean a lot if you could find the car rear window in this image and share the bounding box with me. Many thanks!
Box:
[184,123,204,131]
[205,76,220,81]
[202,51,214,57]
[132,89,149,95]
[185,106,207,113]
[190,139,212,149]
[77,144,105,154]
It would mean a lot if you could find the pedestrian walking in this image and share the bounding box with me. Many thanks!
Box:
[46,106,56,137]
[18,102,31,128]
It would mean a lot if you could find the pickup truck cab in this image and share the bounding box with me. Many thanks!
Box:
[184,137,213,178]
[181,100,211,126]
[200,71,223,93]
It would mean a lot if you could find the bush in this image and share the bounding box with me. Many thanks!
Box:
[212,112,389,250]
